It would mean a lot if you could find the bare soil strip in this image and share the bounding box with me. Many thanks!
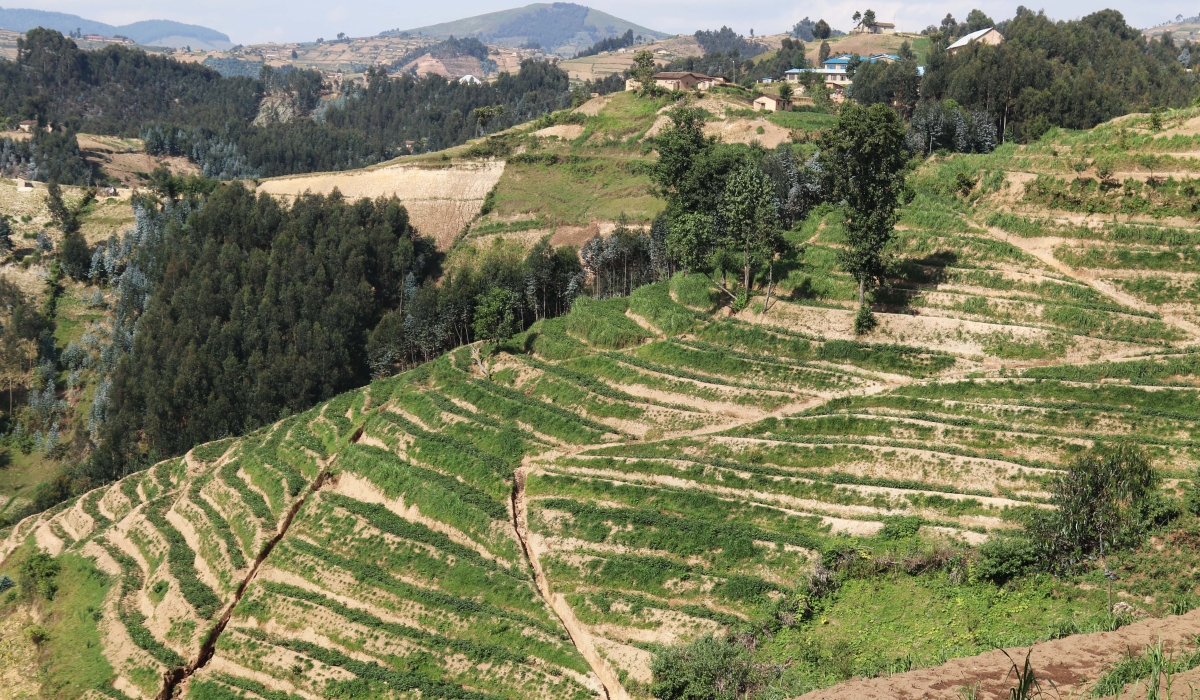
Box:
[796,608,1200,699]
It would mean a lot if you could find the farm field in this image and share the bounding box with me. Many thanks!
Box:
[5,92,1200,700]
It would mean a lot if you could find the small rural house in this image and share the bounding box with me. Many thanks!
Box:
[459,75,482,84]
[17,120,37,133]
[947,27,1004,54]
[752,94,788,112]
[784,53,903,91]
[652,72,716,91]
[854,22,895,34]
[15,177,33,192]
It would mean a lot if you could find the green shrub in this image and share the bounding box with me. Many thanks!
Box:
[19,552,60,600]
[877,515,922,539]
[650,634,761,700]
[1031,443,1159,572]
[975,535,1039,584]
[854,304,877,334]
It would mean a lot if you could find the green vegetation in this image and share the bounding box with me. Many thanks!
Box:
[144,498,223,619]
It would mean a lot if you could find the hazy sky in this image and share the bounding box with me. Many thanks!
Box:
[21,0,1199,45]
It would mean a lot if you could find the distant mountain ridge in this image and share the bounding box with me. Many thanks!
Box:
[392,2,668,56]
[0,7,232,49]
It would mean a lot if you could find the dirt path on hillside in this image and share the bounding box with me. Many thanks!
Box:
[993,230,1200,344]
[511,466,622,700]
[796,608,1200,699]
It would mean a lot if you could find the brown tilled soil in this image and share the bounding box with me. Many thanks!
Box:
[797,608,1200,699]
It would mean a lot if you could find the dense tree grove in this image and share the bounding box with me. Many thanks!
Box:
[0,29,577,180]
[649,108,815,304]
[0,129,97,185]
[0,29,263,135]
[575,29,637,59]
[693,27,767,58]
[57,185,582,484]
[920,8,1197,141]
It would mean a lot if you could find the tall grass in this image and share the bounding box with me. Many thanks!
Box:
[562,296,652,349]
[628,281,702,335]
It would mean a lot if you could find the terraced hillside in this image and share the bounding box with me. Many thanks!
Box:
[6,105,1200,699]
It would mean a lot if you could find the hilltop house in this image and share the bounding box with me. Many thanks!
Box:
[752,94,789,112]
[854,21,896,34]
[947,27,1004,54]
[652,72,723,91]
[784,53,903,92]
[627,72,725,92]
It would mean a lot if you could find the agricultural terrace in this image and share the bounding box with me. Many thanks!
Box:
[5,104,1200,700]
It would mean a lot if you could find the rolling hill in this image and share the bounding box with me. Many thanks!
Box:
[4,88,1200,698]
[0,7,232,49]
[393,2,668,56]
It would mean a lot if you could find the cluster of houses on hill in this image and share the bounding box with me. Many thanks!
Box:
[625,26,1004,111]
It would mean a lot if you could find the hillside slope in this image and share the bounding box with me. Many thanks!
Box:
[0,8,231,48]
[396,3,668,56]
[5,101,1200,700]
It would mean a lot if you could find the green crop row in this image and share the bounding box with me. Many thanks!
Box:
[188,477,247,570]
[286,421,329,458]
[721,417,1058,471]
[373,411,516,488]
[563,353,743,405]
[562,296,653,349]
[548,551,782,603]
[219,460,276,529]
[467,374,615,434]
[93,683,138,700]
[527,373,646,420]
[97,539,186,668]
[391,390,446,428]
[535,496,825,556]
[119,474,142,506]
[609,349,763,391]
[523,355,694,411]
[1025,353,1200,385]
[82,489,111,531]
[836,390,1200,432]
[534,469,826,536]
[282,537,562,638]
[144,498,223,619]
[521,317,592,360]
[188,674,305,700]
[153,460,178,492]
[435,371,611,443]
[339,442,508,527]
[191,438,235,463]
[669,337,856,390]
[239,454,289,517]
[814,402,1196,453]
[549,454,983,520]
[639,339,836,391]
[893,376,1200,414]
[260,581,531,665]
[423,391,510,432]
[322,492,527,581]
[234,627,496,700]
